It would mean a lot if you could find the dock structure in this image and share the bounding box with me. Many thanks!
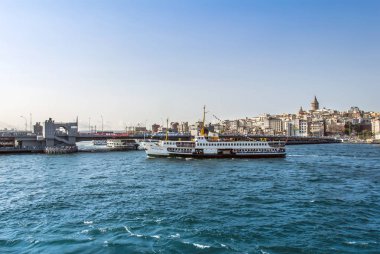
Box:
[0,118,79,154]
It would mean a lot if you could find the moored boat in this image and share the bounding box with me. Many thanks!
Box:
[93,139,107,146]
[138,139,159,150]
[107,139,139,151]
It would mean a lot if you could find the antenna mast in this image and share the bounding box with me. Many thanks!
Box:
[165,118,169,141]
[200,105,206,136]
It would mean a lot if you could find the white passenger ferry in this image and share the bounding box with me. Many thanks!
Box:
[137,139,159,150]
[145,107,286,158]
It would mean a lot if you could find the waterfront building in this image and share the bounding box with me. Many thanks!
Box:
[178,122,189,133]
[263,117,283,135]
[169,122,179,133]
[283,120,295,136]
[151,124,160,133]
[212,123,224,134]
[371,118,380,140]
[309,120,325,137]
[33,122,43,135]
[134,126,148,134]
[325,118,345,136]
[295,119,309,137]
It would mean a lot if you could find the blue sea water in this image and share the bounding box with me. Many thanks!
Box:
[0,144,379,254]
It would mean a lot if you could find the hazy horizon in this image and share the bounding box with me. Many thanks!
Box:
[1,0,379,130]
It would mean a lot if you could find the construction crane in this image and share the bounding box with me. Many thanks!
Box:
[213,114,222,123]
[212,114,225,134]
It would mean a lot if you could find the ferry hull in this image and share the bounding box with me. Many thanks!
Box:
[147,152,286,159]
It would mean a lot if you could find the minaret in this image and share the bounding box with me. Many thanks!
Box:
[299,106,304,114]
[311,96,319,111]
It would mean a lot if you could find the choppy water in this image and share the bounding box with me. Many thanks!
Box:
[0,144,379,254]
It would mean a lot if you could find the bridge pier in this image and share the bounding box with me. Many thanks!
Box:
[44,118,78,153]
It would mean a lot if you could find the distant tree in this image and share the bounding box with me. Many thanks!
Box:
[359,130,373,140]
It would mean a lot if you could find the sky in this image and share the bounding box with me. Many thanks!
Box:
[0,0,379,130]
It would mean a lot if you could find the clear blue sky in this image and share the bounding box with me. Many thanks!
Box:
[0,0,379,130]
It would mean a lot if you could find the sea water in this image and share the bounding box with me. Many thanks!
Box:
[0,144,379,253]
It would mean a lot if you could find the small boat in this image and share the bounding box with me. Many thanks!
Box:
[106,139,139,151]
[145,106,286,158]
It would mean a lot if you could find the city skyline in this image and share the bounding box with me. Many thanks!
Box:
[1,0,379,129]
[1,96,377,133]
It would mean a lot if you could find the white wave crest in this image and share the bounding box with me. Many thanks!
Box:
[124,226,132,234]
[124,226,144,238]
[193,243,210,249]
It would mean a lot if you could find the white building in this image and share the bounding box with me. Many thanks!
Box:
[372,118,380,140]
[295,119,309,137]
[263,117,283,134]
